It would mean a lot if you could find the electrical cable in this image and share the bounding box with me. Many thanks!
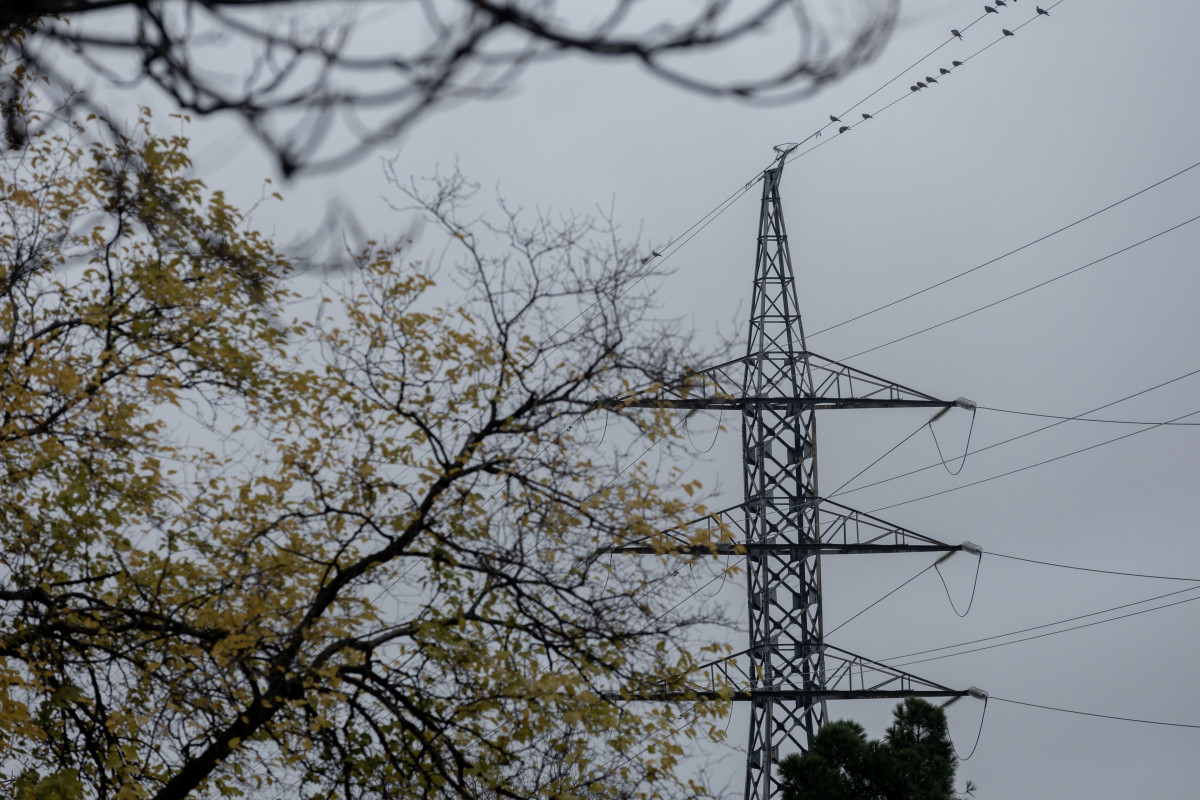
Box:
[783,1,1065,164]
[987,551,1200,582]
[844,211,1200,361]
[992,696,1200,730]
[978,406,1200,426]
[684,407,722,454]
[892,589,1200,669]
[828,419,928,497]
[808,158,1200,339]
[833,366,1200,499]
[928,408,976,476]
[826,562,936,637]
[580,409,610,446]
[868,406,1200,513]
[935,552,982,617]
[887,583,1200,663]
[952,697,988,761]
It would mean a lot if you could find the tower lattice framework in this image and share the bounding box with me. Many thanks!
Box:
[612,146,979,800]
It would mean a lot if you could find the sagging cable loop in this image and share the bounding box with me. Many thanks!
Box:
[580,409,610,447]
[684,407,722,454]
[936,544,984,617]
[929,399,977,476]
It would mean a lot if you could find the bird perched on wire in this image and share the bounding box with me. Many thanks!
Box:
[916,81,928,89]
[953,60,964,67]
[830,115,841,122]
[861,113,873,120]
[838,126,850,134]
[1037,6,1049,14]
[1002,28,1014,36]
[995,0,1006,6]
[984,5,998,13]
[951,29,962,39]
[940,67,951,75]
[926,76,938,84]
[910,85,919,92]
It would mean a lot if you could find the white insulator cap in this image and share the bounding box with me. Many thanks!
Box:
[955,396,977,410]
[960,540,983,556]
[967,686,989,700]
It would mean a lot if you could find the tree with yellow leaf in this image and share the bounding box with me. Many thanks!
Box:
[0,56,734,800]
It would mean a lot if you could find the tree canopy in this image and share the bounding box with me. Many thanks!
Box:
[0,58,737,800]
[777,698,971,800]
[0,0,898,175]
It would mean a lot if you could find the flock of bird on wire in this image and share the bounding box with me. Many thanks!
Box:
[827,3,1052,135]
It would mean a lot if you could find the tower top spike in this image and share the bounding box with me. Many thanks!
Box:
[771,142,799,165]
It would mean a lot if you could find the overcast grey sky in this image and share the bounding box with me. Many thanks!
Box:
[168,0,1200,796]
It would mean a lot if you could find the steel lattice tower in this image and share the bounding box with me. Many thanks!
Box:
[612,145,979,800]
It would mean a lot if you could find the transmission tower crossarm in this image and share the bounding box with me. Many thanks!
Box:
[616,642,969,704]
[604,352,964,411]
[606,498,962,555]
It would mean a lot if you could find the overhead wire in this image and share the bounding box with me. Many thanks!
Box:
[843,211,1200,361]
[992,696,1200,730]
[808,158,1200,339]
[826,562,936,637]
[935,552,982,617]
[827,418,929,497]
[890,586,1200,669]
[832,366,1200,499]
[867,406,1200,513]
[952,697,988,761]
[928,408,977,476]
[978,406,1200,426]
[888,582,1200,662]
[987,550,1200,582]
[782,1,1065,165]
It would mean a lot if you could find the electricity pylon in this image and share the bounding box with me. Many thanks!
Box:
[611,145,980,800]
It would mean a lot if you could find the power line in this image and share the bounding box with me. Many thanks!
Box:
[987,551,1200,582]
[808,159,1200,339]
[978,406,1200,426]
[843,211,1200,361]
[992,696,1200,730]
[892,588,1200,668]
[784,0,1066,162]
[832,366,1200,499]
[888,584,1200,662]
[826,562,936,637]
[867,406,1200,513]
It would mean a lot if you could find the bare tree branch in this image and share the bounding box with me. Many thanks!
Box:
[1,0,898,175]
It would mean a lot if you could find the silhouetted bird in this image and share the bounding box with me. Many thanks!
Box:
[940,67,951,75]
[1037,6,1049,14]
[911,85,919,92]
[984,5,998,13]
[861,113,873,119]
[830,115,841,122]
[951,29,962,39]
[916,81,928,89]
[1002,28,1014,36]
[926,76,938,84]
[952,60,964,67]
[996,0,1006,6]
[838,126,850,133]
[651,250,662,258]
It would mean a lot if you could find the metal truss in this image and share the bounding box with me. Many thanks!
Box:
[611,146,969,800]
[628,643,966,707]
[609,496,965,556]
